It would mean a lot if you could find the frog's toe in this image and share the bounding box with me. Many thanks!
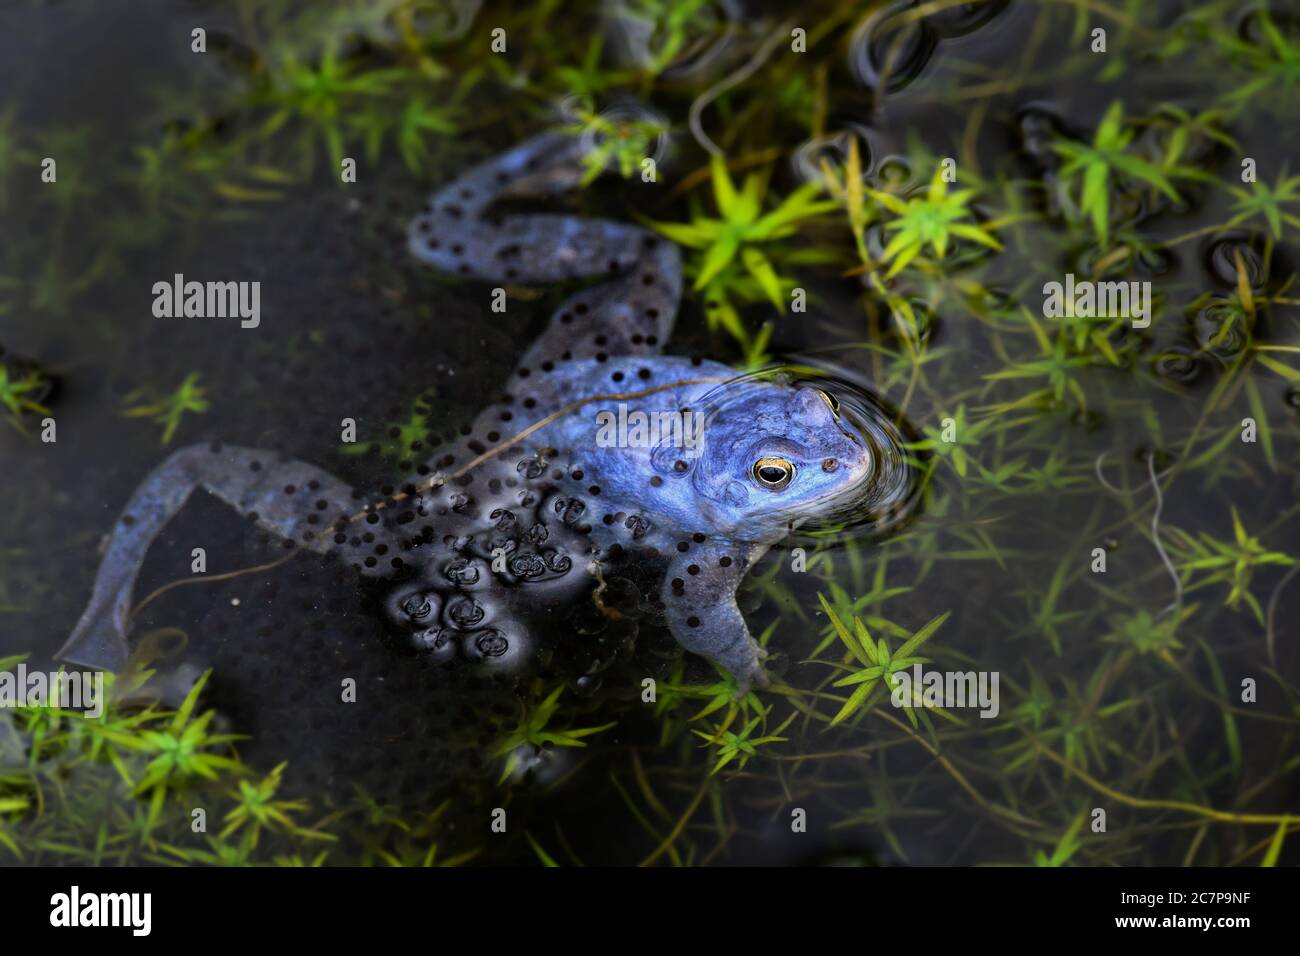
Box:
[59,615,130,672]
[731,661,771,699]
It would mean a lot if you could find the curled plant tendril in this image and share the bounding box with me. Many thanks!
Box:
[688,20,793,158]
[1094,450,1183,618]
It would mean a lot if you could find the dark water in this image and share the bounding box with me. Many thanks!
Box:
[1,0,1297,866]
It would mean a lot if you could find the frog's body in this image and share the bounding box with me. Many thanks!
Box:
[62,131,895,689]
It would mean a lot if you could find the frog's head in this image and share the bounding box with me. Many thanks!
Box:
[663,372,916,542]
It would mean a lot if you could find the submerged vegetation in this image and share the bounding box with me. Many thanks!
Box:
[121,372,211,445]
[1,0,1298,866]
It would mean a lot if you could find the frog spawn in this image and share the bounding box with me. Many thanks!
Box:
[375,448,639,671]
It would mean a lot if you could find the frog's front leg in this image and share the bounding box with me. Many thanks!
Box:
[659,543,770,693]
[60,444,391,671]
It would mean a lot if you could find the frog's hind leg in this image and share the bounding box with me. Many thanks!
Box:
[408,130,683,377]
[60,444,393,671]
[405,131,684,486]
[516,237,681,370]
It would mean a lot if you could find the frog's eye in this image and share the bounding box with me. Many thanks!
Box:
[818,390,840,415]
[753,457,795,490]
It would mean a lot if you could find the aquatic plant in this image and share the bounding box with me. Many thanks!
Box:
[645,155,837,348]
[120,372,211,445]
[0,365,51,431]
[494,686,616,784]
[817,595,952,728]
[0,0,1297,869]
[1051,100,1186,247]
[870,167,1002,277]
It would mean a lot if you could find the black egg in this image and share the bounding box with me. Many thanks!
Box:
[444,596,488,629]
[442,557,488,590]
[461,625,526,669]
[386,587,440,629]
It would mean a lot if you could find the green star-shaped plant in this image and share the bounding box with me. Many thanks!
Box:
[554,37,631,97]
[1103,608,1188,656]
[1052,101,1183,247]
[1173,508,1294,623]
[645,154,837,321]
[1224,170,1300,239]
[341,408,432,461]
[692,706,792,775]
[121,371,210,445]
[0,365,51,430]
[221,762,324,849]
[622,0,727,76]
[1217,11,1300,105]
[985,331,1095,412]
[264,45,406,170]
[654,660,764,722]
[870,168,1001,277]
[818,594,951,726]
[565,106,670,186]
[904,404,995,479]
[494,685,615,784]
[394,97,461,173]
[130,671,246,830]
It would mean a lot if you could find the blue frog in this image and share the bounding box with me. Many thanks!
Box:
[61,130,915,691]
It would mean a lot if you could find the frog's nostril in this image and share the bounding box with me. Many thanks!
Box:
[823,458,839,472]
